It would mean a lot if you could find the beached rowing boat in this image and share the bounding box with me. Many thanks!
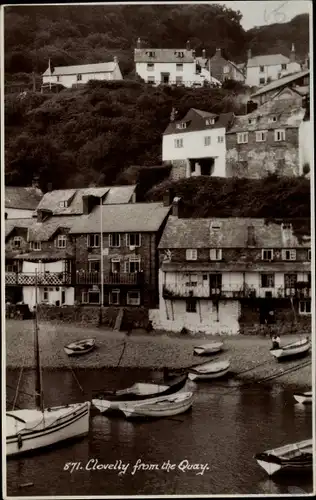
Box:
[255,438,313,476]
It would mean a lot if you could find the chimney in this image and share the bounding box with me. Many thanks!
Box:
[202,49,206,59]
[172,197,182,218]
[32,176,40,189]
[136,37,141,49]
[289,43,296,63]
[192,49,196,59]
[247,49,252,60]
[186,40,191,51]
[170,107,177,122]
[47,182,52,192]
[163,188,174,207]
[113,56,118,63]
[247,225,256,246]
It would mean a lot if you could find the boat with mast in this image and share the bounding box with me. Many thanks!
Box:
[6,271,90,457]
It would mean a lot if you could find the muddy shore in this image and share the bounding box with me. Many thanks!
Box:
[5,320,312,391]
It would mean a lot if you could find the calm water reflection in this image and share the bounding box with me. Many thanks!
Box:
[6,368,313,496]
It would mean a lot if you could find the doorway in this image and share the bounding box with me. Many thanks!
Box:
[161,73,170,84]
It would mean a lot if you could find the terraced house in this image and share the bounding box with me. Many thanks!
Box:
[150,200,311,335]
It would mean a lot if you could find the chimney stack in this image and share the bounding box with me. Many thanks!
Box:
[136,37,141,49]
[202,49,206,59]
[247,225,256,246]
[186,40,191,51]
[247,49,252,60]
[170,107,177,122]
[192,49,196,59]
[113,55,118,63]
[32,176,40,190]
[289,43,296,63]
[172,197,182,218]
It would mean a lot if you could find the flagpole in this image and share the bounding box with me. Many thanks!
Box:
[100,196,104,310]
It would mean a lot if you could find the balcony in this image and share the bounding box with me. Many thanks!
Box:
[76,271,143,285]
[5,271,72,286]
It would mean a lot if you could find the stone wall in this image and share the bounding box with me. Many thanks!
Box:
[169,160,189,181]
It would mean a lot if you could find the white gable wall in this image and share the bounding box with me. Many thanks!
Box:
[136,61,205,87]
[5,208,34,219]
[246,61,301,87]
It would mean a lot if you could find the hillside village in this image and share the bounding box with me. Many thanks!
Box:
[4,6,312,337]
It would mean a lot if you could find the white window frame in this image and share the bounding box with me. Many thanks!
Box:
[274,129,286,142]
[59,200,68,208]
[299,300,311,315]
[109,289,120,305]
[126,233,141,247]
[281,249,296,261]
[185,274,198,287]
[281,63,287,70]
[259,77,265,85]
[56,234,67,248]
[204,136,211,146]
[223,65,230,74]
[12,236,22,249]
[147,63,154,71]
[210,249,222,261]
[147,76,155,84]
[127,290,141,306]
[129,256,141,273]
[176,63,183,71]
[30,241,41,251]
[81,291,88,303]
[260,273,275,288]
[43,288,49,301]
[111,257,121,273]
[237,132,248,144]
[256,130,267,142]
[87,234,100,248]
[176,123,187,130]
[206,118,215,126]
[109,233,120,248]
[77,74,82,81]
[217,136,224,143]
[262,249,274,261]
[259,65,264,73]
[186,249,197,261]
[268,116,277,123]
[87,289,100,304]
[174,138,183,148]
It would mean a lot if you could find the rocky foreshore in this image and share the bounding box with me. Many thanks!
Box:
[5,320,312,390]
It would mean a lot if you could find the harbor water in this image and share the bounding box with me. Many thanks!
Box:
[6,368,313,496]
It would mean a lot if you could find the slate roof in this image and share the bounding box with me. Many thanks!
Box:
[43,62,116,76]
[134,48,195,63]
[247,54,290,68]
[103,185,136,204]
[5,219,35,239]
[69,203,171,234]
[14,250,74,261]
[250,70,309,98]
[164,108,234,135]
[227,99,305,134]
[27,216,77,242]
[5,187,43,210]
[158,217,310,249]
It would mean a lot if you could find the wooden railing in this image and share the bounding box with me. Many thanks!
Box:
[5,272,72,286]
[75,271,143,285]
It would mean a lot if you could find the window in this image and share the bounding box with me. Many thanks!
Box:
[248,118,256,125]
[259,78,265,84]
[77,74,82,81]
[147,63,154,71]
[268,116,277,123]
[284,273,297,288]
[129,256,141,273]
[256,130,267,142]
[204,136,211,146]
[127,290,140,305]
[176,63,183,71]
[281,249,296,261]
[176,122,187,130]
[206,118,215,125]
[111,258,120,273]
[237,132,248,144]
[274,129,286,142]
[57,76,60,82]
[281,63,287,70]
[299,300,311,315]
[211,222,221,230]
[308,249,311,261]
[185,274,198,287]
[109,233,120,248]
[59,200,68,208]
[259,66,264,73]
[146,51,155,57]
[109,289,120,305]
[262,249,274,261]
[186,249,197,261]
[147,76,155,84]
[126,233,141,247]
[43,288,49,301]
[12,236,22,249]
[175,51,184,58]
[186,298,197,313]
[82,288,100,304]
[30,241,41,251]
[275,150,285,160]
[175,76,183,84]
[87,234,100,248]
[174,138,183,148]
[261,273,275,288]
[218,136,224,143]
[89,259,100,272]
[210,249,222,261]
[56,234,67,248]
[223,65,230,74]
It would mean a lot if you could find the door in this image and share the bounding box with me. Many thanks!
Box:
[209,273,222,295]
[161,73,170,84]
[61,290,66,304]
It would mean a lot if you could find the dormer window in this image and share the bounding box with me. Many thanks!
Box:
[248,118,256,125]
[210,222,221,230]
[206,118,215,126]
[176,122,187,130]
[30,241,41,251]
[281,223,292,230]
[146,51,155,57]
[59,200,68,208]
[175,51,184,58]
[12,236,22,249]
[56,234,67,248]
[268,116,277,123]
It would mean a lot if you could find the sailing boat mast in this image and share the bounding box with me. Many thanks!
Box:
[34,269,44,412]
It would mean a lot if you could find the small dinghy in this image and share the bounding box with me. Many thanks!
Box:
[270,337,310,361]
[188,359,230,381]
[194,342,224,356]
[121,391,194,419]
[92,374,190,414]
[64,338,96,356]
[294,391,312,404]
[255,439,313,476]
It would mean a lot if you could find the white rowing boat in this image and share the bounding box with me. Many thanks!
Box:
[121,392,194,419]
[255,439,313,476]
[194,342,224,356]
[188,359,230,381]
[270,337,310,361]
[293,391,312,404]
[64,338,96,356]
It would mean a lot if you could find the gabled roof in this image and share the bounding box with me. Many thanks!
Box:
[134,48,195,63]
[159,217,310,249]
[43,62,116,76]
[247,54,290,68]
[250,70,309,98]
[69,203,170,234]
[5,219,35,239]
[14,250,74,261]
[164,108,234,135]
[28,216,78,242]
[5,186,43,210]
[103,185,136,204]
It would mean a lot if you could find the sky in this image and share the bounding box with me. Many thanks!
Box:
[213,0,311,30]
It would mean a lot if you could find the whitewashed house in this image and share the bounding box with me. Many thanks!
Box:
[149,201,311,334]
[42,58,123,89]
[245,45,302,88]
[134,39,217,87]
[162,108,234,180]
[5,185,43,220]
